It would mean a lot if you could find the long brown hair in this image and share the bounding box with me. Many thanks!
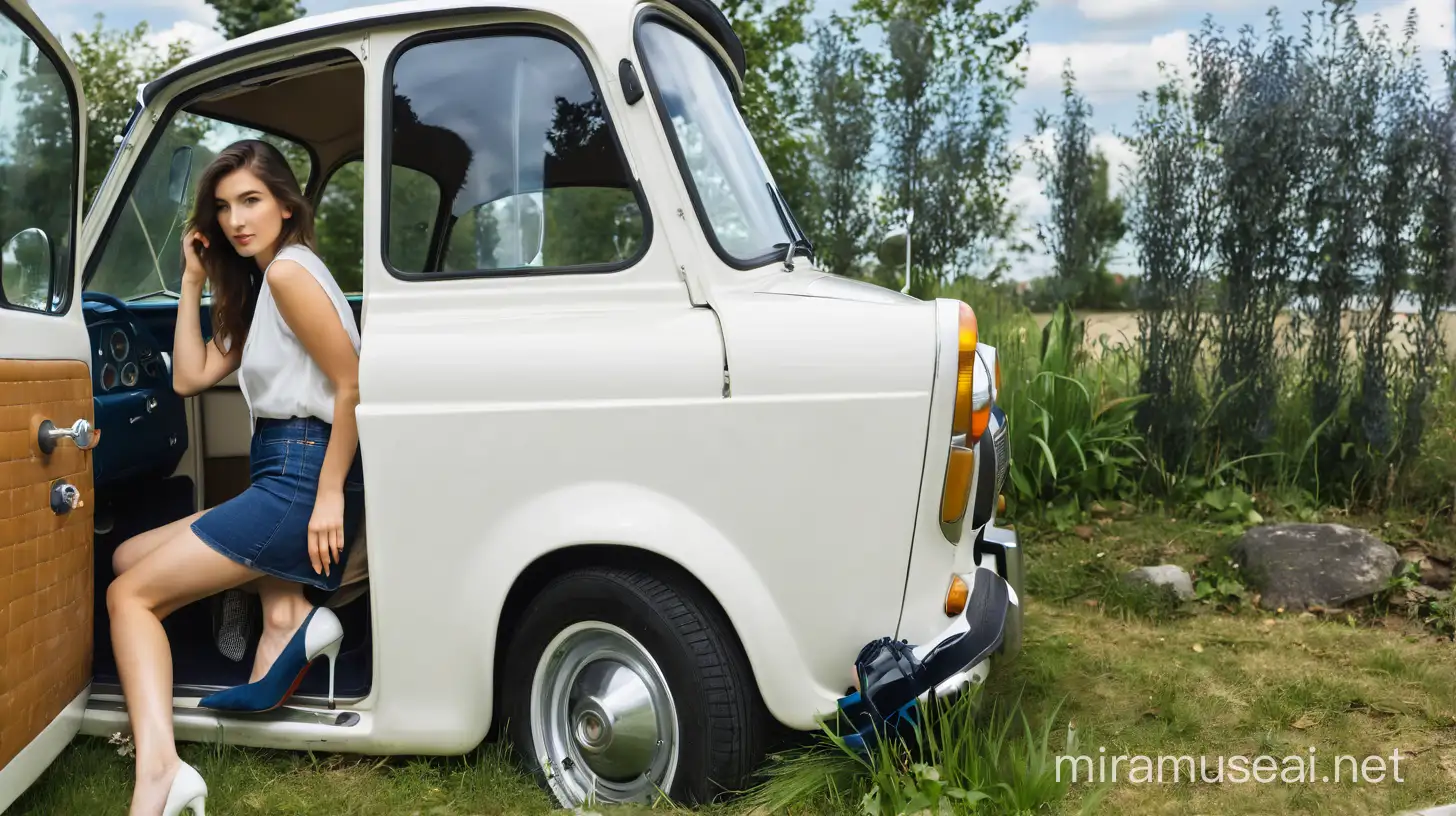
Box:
[186,139,315,353]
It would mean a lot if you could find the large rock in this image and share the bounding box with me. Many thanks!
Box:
[1230,523,1400,611]
[1123,565,1195,601]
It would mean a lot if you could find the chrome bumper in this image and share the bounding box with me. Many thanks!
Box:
[979,522,1023,661]
[834,563,1021,748]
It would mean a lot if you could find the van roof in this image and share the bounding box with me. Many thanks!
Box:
[141,0,746,104]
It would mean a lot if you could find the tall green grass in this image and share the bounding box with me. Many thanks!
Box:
[944,277,1150,516]
[1001,305,1147,513]
[742,685,1087,815]
[945,274,1456,518]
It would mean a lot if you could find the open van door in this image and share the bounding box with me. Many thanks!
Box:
[0,0,98,811]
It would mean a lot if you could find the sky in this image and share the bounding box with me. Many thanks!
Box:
[27,0,1456,279]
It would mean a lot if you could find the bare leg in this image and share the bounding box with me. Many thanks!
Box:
[107,528,260,816]
[248,576,314,683]
[113,514,328,682]
[111,511,205,576]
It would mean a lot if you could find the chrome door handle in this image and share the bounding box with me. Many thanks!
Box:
[38,418,100,454]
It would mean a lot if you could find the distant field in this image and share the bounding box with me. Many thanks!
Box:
[1028,310,1456,360]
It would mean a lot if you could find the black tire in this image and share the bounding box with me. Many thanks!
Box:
[502,566,762,808]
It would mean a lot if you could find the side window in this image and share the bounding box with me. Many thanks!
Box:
[315,160,442,292]
[0,13,78,314]
[385,30,646,277]
[315,162,364,293]
[88,115,309,302]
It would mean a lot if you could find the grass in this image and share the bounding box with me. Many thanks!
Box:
[11,739,568,815]
[13,513,1456,815]
[991,513,1456,816]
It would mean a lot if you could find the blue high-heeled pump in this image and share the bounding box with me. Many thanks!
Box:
[198,606,343,713]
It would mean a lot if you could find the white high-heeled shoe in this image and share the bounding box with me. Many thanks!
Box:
[161,760,207,816]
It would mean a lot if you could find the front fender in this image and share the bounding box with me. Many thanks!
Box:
[464,481,837,731]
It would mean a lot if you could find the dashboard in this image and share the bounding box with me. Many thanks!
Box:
[82,293,189,487]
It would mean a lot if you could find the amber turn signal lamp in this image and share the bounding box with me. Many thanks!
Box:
[940,446,975,524]
[970,394,992,441]
[998,493,1007,515]
[945,575,969,617]
[951,302,979,436]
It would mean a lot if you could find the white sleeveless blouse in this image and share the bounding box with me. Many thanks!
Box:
[235,244,360,430]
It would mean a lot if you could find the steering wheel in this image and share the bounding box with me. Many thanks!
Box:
[82,291,131,311]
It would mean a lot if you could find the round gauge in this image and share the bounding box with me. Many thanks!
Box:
[109,328,130,361]
[121,362,139,388]
[100,363,118,392]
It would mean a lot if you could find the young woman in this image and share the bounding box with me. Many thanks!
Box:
[106,139,365,816]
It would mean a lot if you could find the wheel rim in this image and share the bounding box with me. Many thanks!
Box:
[530,621,679,806]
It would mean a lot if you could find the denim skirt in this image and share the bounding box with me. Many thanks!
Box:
[191,416,365,592]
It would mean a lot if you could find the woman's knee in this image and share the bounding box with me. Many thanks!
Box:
[105,572,141,616]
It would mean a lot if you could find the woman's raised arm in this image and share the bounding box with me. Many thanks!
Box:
[172,230,242,396]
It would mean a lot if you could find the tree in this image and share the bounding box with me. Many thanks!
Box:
[1034,65,1126,308]
[1127,74,1221,478]
[1350,12,1419,493]
[1,24,78,307]
[67,14,194,208]
[719,0,817,222]
[1399,52,1456,473]
[1206,10,1313,459]
[1287,1,1384,485]
[205,0,305,40]
[805,17,876,278]
[855,0,1033,296]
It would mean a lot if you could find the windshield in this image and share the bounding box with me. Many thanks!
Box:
[637,18,794,267]
[87,113,309,301]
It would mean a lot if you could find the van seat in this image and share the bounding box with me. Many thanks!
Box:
[323,513,370,610]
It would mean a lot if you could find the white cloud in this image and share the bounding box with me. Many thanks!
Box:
[146,18,225,54]
[35,0,219,40]
[1023,29,1193,101]
[1357,0,1454,53]
[1092,133,1138,198]
[1075,0,1254,23]
[150,0,218,26]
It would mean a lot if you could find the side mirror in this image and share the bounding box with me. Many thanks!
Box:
[0,228,54,311]
[877,226,908,268]
[167,146,193,205]
[497,192,544,268]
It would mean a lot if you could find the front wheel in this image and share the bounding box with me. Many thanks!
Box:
[502,567,762,808]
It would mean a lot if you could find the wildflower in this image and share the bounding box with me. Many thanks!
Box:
[107,732,134,758]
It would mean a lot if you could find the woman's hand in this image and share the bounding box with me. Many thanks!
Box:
[308,488,345,577]
[181,230,209,289]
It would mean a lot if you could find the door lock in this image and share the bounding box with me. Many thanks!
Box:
[50,480,83,514]
[38,418,99,454]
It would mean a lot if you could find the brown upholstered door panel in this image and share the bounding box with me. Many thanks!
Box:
[0,360,93,771]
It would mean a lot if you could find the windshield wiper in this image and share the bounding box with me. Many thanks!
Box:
[765,183,813,271]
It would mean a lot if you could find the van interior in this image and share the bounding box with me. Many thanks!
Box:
[86,51,375,705]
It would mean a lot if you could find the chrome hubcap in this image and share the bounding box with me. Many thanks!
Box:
[530,622,678,806]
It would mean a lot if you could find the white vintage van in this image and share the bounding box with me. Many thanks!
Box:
[0,0,1022,809]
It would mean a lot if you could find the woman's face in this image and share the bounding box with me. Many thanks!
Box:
[213,166,291,260]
